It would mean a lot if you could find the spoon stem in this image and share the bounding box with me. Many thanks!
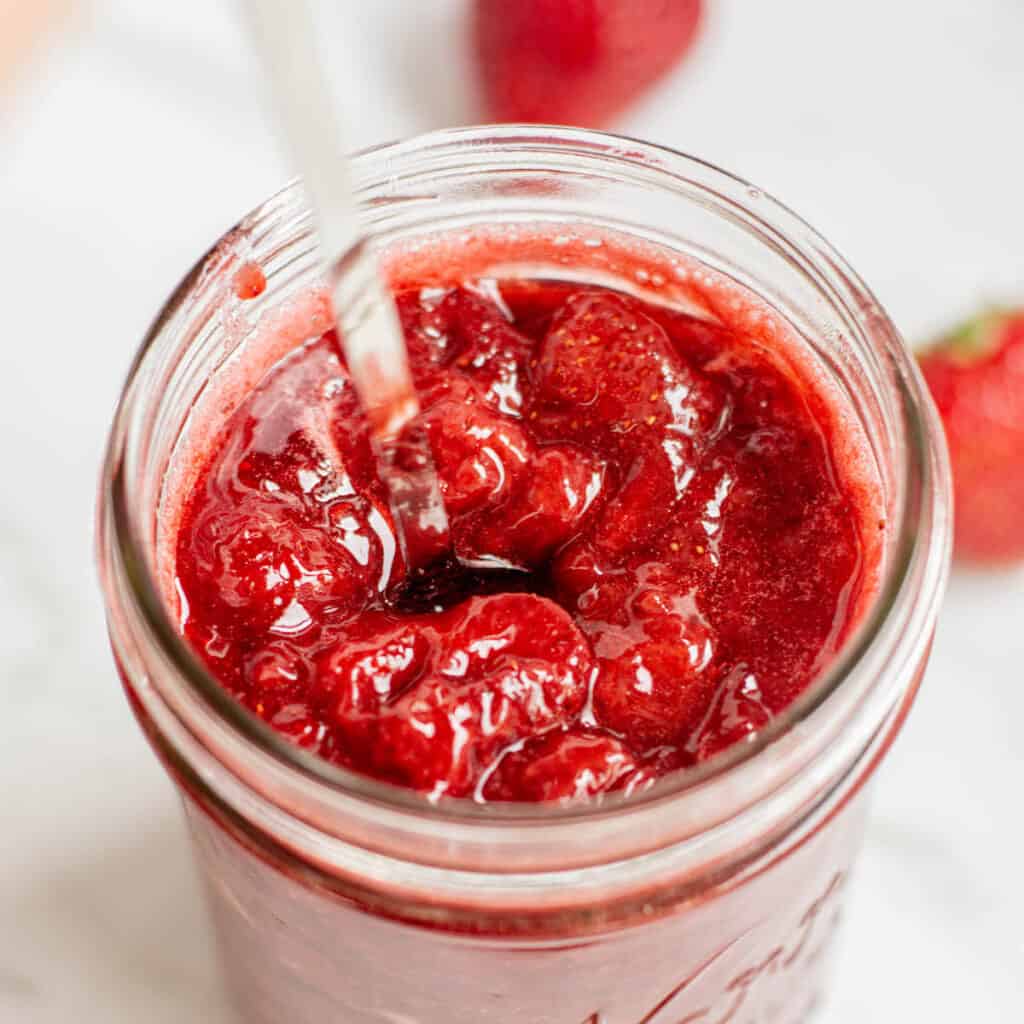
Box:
[243,0,452,570]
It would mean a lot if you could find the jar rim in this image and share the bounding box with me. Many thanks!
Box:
[100,125,950,839]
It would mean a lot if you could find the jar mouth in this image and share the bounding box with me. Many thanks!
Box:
[101,125,950,831]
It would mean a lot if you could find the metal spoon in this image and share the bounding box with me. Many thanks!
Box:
[244,0,522,595]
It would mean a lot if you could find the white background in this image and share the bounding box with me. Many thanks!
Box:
[1,1,1022,1020]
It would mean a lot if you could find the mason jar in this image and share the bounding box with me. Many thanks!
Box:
[97,126,951,1024]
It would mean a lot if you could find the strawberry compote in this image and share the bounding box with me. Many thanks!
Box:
[174,262,880,803]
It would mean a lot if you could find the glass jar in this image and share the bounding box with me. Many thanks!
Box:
[97,126,951,1024]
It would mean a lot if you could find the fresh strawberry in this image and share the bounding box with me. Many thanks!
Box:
[472,0,703,127]
[919,310,1024,564]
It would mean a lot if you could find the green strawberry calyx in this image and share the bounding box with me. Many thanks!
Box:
[934,308,1020,365]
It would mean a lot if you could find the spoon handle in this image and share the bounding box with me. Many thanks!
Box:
[243,0,419,436]
[243,0,452,569]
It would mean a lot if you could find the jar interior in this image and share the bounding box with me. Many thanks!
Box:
[104,131,943,881]
[143,176,902,633]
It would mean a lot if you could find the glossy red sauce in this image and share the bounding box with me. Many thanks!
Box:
[174,273,880,802]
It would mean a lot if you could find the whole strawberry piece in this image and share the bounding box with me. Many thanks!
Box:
[472,0,703,127]
[919,310,1024,565]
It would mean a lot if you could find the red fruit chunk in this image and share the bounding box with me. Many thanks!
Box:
[244,639,309,699]
[443,285,535,416]
[397,286,534,415]
[687,666,773,763]
[501,443,606,565]
[595,637,712,750]
[241,642,326,752]
[531,292,722,449]
[919,310,1024,564]
[265,702,321,745]
[473,0,703,127]
[313,620,432,743]
[531,292,724,561]
[421,381,606,566]
[314,594,594,797]
[180,496,373,636]
[421,385,529,515]
[590,577,717,750]
[483,728,639,802]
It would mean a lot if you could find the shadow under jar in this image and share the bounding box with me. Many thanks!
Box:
[97,127,951,1024]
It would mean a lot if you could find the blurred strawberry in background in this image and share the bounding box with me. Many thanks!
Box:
[472,0,703,127]
[919,310,1024,566]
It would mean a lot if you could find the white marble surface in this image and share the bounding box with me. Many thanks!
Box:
[2,1,1022,1020]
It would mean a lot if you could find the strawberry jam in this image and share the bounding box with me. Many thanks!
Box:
[174,271,880,802]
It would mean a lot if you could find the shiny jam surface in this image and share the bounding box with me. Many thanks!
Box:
[174,267,880,803]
